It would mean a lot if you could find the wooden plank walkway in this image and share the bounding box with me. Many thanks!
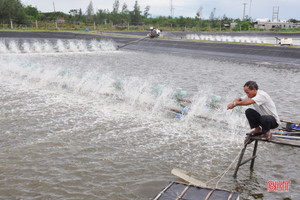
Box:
[234,133,300,176]
[251,135,300,147]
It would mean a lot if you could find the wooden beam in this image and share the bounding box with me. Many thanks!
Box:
[171,168,208,187]
[239,155,257,167]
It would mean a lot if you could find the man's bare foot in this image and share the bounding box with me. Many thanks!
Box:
[250,131,263,136]
[254,127,261,133]
[261,131,272,141]
[248,127,262,136]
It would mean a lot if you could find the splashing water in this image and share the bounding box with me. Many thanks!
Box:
[186,34,267,44]
[0,38,116,54]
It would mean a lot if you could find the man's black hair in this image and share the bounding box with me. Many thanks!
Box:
[244,81,258,90]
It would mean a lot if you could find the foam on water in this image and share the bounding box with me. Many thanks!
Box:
[185,33,300,46]
[186,34,267,44]
[0,38,116,53]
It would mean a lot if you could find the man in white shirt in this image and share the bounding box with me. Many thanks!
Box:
[227,81,280,140]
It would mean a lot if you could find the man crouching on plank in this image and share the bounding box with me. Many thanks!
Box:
[227,81,280,140]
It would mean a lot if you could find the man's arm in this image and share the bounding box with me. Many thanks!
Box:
[235,99,255,106]
[227,98,255,110]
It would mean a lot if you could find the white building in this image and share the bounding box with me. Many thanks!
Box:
[253,21,299,30]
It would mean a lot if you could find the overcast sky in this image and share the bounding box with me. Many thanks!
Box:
[22,0,300,21]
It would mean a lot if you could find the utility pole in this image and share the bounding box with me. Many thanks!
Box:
[243,3,247,21]
[53,2,58,29]
[249,0,252,20]
[170,0,174,18]
[53,1,56,13]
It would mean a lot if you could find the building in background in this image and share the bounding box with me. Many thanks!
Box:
[253,21,300,30]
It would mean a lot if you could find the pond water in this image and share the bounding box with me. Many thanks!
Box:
[0,38,299,200]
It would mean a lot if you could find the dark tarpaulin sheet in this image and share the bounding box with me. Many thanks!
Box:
[154,181,239,200]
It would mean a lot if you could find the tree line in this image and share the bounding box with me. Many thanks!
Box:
[1,0,299,31]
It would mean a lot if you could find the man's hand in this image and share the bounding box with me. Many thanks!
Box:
[227,102,235,110]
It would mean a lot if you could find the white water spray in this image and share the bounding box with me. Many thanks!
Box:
[186,34,266,44]
[0,39,116,54]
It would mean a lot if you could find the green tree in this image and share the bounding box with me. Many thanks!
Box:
[69,9,78,24]
[121,3,129,14]
[231,20,252,31]
[69,9,78,17]
[112,0,119,13]
[288,18,299,23]
[111,0,120,24]
[95,9,109,24]
[143,5,150,18]
[209,8,216,28]
[86,1,94,22]
[195,6,203,27]
[120,3,130,24]
[131,1,141,25]
[25,5,39,20]
[0,0,28,25]
[178,16,186,28]
[78,8,83,22]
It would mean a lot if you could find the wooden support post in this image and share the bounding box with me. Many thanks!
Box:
[250,140,258,169]
[233,136,249,177]
[234,135,258,177]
